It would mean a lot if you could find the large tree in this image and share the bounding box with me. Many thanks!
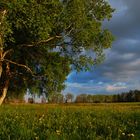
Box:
[0,0,114,105]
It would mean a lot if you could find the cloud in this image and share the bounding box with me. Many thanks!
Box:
[106,85,127,91]
[106,82,127,92]
[64,82,105,95]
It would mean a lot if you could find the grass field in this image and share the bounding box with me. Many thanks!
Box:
[0,103,140,140]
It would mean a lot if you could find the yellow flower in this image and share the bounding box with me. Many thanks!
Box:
[128,134,131,137]
[128,133,134,137]
[119,129,122,132]
[122,133,125,136]
[56,130,61,135]
[35,136,39,140]
[131,134,135,137]
[131,133,134,137]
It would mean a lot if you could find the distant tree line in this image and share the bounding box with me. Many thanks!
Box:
[75,90,140,103]
[6,90,140,104]
[75,94,113,103]
[112,90,140,102]
[47,90,140,103]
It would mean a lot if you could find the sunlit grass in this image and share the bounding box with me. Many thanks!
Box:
[0,103,140,140]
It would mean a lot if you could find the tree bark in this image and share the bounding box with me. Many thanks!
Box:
[0,30,3,78]
[0,62,2,78]
[0,79,9,105]
[0,9,9,105]
[0,62,10,105]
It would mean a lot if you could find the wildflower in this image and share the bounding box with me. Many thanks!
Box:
[128,133,134,137]
[56,130,61,135]
[107,126,111,129]
[119,129,122,132]
[122,133,125,136]
[35,136,39,140]
[131,133,134,137]
[34,133,37,136]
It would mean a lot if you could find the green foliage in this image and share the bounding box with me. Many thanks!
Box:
[48,92,64,103]
[0,0,114,97]
[0,104,139,140]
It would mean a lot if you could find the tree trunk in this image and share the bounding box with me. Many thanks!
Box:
[0,9,9,105]
[0,62,2,78]
[0,62,10,105]
[0,79,9,105]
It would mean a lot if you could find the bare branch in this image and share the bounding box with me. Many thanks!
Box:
[64,28,74,38]
[2,49,13,59]
[4,59,34,75]
[20,35,62,47]
[65,23,73,30]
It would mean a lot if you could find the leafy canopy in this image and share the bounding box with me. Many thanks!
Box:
[0,0,114,96]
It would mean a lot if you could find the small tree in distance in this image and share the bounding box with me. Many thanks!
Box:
[65,93,74,103]
[48,93,64,103]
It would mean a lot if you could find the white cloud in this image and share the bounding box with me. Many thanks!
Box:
[64,82,106,94]
[98,82,104,85]
[106,85,127,91]
[129,58,140,67]
[121,53,135,60]
[66,82,82,88]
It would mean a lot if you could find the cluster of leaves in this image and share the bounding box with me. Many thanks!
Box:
[0,0,114,97]
[0,104,139,140]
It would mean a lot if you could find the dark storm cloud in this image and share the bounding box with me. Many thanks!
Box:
[64,0,140,94]
[104,0,140,40]
[101,0,140,82]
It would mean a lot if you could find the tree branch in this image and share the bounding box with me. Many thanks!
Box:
[4,59,34,75]
[20,36,62,47]
[2,49,13,59]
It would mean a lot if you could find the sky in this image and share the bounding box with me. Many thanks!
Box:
[63,0,140,95]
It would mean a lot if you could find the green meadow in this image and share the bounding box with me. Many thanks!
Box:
[0,103,140,140]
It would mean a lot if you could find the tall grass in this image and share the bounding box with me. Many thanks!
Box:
[0,103,139,140]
